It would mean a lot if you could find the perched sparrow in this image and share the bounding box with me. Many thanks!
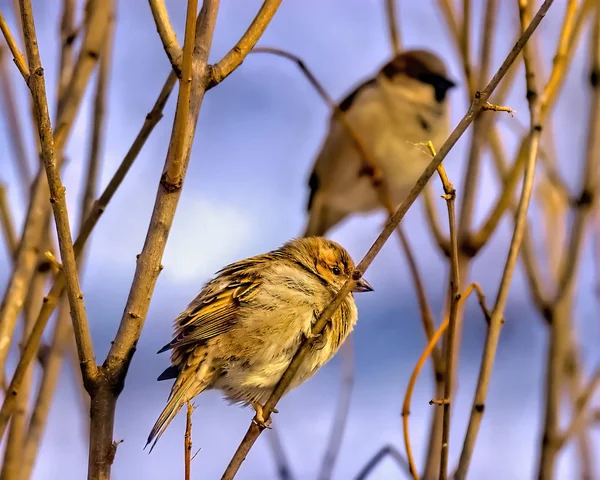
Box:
[304,49,456,237]
[146,237,372,450]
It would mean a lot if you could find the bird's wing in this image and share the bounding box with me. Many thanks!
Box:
[307,77,383,211]
[157,258,266,352]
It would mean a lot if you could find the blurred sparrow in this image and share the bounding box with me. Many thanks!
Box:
[146,237,372,450]
[304,49,456,236]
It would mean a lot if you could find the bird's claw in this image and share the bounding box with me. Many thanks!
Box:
[251,402,273,429]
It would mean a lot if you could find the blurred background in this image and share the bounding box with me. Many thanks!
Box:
[0,0,599,478]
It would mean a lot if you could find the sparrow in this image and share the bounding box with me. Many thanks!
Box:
[303,49,456,237]
[146,237,372,450]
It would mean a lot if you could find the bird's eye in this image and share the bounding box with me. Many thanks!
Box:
[332,266,341,275]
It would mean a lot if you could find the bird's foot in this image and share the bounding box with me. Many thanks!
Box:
[251,402,272,429]
[305,331,321,340]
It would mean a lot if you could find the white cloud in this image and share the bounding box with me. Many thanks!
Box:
[161,196,255,283]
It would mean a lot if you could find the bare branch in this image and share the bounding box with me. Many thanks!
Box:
[0,10,29,79]
[21,299,71,480]
[557,366,600,450]
[0,68,178,442]
[0,185,18,257]
[19,0,98,383]
[385,0,401,55]
[0,46,31,190]
[184,402,194,480]
[148,0,182,76]
[318,337,354,480]
[1,266,46,480]
[162,0,199,189]
[353,445,412,480]
[221,3,554,475]
[266,427,295,480]
[455,1,548,476]
[208,0,282,87]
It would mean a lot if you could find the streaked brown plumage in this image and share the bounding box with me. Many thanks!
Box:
[146,237,372,450]
[304,49,456,236]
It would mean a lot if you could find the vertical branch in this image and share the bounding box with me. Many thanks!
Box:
[385,0,401,55]
[0,46,31,191]
[0,0,109,382]
[56,0,76,115]
[222,4,554,475]
[162,0,198,188]
[0,264,47,480]
[538,3,600,477]
[0,70,178,441]
[455,1,546,477]
[184,402,194,480]
[19,0,98,384]
[435,166,460,480]
[0,185,18,257]
[318,337,355,480]
[20,301,71,480]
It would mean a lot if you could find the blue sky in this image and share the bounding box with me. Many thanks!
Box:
[0,0,599,478]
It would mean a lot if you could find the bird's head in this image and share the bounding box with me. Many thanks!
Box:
[379,49,457,103]
[283,237,373,294]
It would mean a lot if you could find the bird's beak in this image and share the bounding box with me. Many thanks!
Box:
[442,76,457,90]
[352,278,374,293]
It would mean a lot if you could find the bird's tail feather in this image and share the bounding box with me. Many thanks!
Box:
[145,374,196,452]
[146,352,211,453]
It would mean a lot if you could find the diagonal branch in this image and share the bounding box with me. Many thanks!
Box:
[208,0,282,87]
[162,0,199,189]
[0,10,29,79]
[0,69,178,441]
[0,0,110,382]
[148,0,182,76]
[221,3,554,476]
[19,0,97,383]
[455,1,548,477]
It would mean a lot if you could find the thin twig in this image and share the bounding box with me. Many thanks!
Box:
[266,427,295,480]
[0,264,46,480]
[162,0,199,189]
[557,366,600,450]
[353,445,412,480]
[19,0,98,384]
[428,148,460,480]
[455,1,547,476]
[0,185,17,256]
[56,0,76,110]
[402,283,490,480]
[21,299,71,480]
[0,10,29,79]
[0,0,110,382]
[537,5,600,478]
[539,0,578,118]
[53,0,111,150]
[318,337,354,480]
[385,0,401,55]
[184,402,194,480]
[221,4,554,476]
[0,46,31,190]
[208,0,282,87]
[0,69,178,441]
[148,0,182,76]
